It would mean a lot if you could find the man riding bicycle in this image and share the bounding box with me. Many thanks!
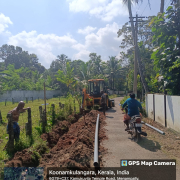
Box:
[121,93,142,131]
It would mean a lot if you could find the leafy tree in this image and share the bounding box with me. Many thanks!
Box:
[71,59,85,80]
[56,62,77,93]
[2,64,23,90]
[49,59,62,73]
[1,64,47,91]
[118,17,157,95]
[79,62,91,82]
[57,54,71,71]
[0,44,45,74]
[106,56,121,90]
[34,78,45,90]
[151,5,180,95]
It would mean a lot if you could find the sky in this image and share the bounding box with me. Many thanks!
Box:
[0,0,171,69]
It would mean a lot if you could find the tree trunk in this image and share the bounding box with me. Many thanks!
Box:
[128,0,135,44]
[160,0,165,13]
[128,0,137,96]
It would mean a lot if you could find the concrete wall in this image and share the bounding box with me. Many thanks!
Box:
[115,91,125,95]
[108,90,125,95]
[154,94,165,126]
[146,94,154,119]
[0,90,62,102]
[166,95,180,132]
[146,94,180,132]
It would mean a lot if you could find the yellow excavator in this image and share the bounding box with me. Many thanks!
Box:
[81,79,115,110]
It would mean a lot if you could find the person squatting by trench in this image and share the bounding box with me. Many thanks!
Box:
[7,101,29,141]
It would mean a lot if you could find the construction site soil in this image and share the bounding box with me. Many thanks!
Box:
[142,117,180,164]
[6,110,107,179]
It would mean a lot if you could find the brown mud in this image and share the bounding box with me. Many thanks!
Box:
[5,110,107,179]
[142,117,180,163]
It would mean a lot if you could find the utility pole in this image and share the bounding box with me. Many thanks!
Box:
[134,14,138,97]
[160,0,164,13]
[129,14,147,98]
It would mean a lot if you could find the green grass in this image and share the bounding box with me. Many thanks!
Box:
[109,94,117,99]
[120,96,129,105]
[109,94,122,99]
[0,95,82,170]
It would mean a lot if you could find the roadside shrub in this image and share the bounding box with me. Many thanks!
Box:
[120,96,129,106]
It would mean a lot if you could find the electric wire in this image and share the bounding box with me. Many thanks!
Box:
[138,2,143,11]
[141,2,149,16]
[164,0,169,7]
[165,0,171,10]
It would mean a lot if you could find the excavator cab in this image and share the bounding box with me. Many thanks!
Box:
[88,79,106,97]
[81,79,114,109]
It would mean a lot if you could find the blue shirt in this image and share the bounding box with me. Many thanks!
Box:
[122,98,142,117]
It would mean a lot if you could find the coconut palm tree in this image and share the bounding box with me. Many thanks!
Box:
[79,62,91,82]
[88,53,103,75]
[56,54,71,73]
[106,56,122,90]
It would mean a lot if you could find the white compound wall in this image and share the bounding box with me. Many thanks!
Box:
[0,90,62,102]
[146,94,180,133]
[166,95,180,132]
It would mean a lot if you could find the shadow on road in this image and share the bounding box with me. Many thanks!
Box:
[137,137,161,152]
[107,109,116,113]
[106,116,114,118]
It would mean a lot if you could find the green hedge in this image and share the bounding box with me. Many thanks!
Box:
[120,96,129,106]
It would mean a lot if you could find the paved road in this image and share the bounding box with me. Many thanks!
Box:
[102,97,179,179]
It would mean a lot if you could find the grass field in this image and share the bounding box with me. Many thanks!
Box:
[0,96,81,167]
[0,93,119,174]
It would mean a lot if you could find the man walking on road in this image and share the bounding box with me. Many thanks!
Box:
[101,90,106,115]
[7,101,29,141]
[121,93,142,131]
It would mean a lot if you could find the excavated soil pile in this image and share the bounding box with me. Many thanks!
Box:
[6,114,81,167]
[39,110,107,179]
[6,110,107,173]
[41,120,71,148]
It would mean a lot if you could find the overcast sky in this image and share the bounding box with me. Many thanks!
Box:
[0,0,171,68]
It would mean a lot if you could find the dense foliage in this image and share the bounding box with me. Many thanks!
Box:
[151,5,180,95]
[0,4,180,96]
[118,4,180,96]
[0,45,124,95]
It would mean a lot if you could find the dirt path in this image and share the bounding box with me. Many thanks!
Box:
[102,97,180,179]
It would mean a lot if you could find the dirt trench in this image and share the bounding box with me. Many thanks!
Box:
[5,110,107,178]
